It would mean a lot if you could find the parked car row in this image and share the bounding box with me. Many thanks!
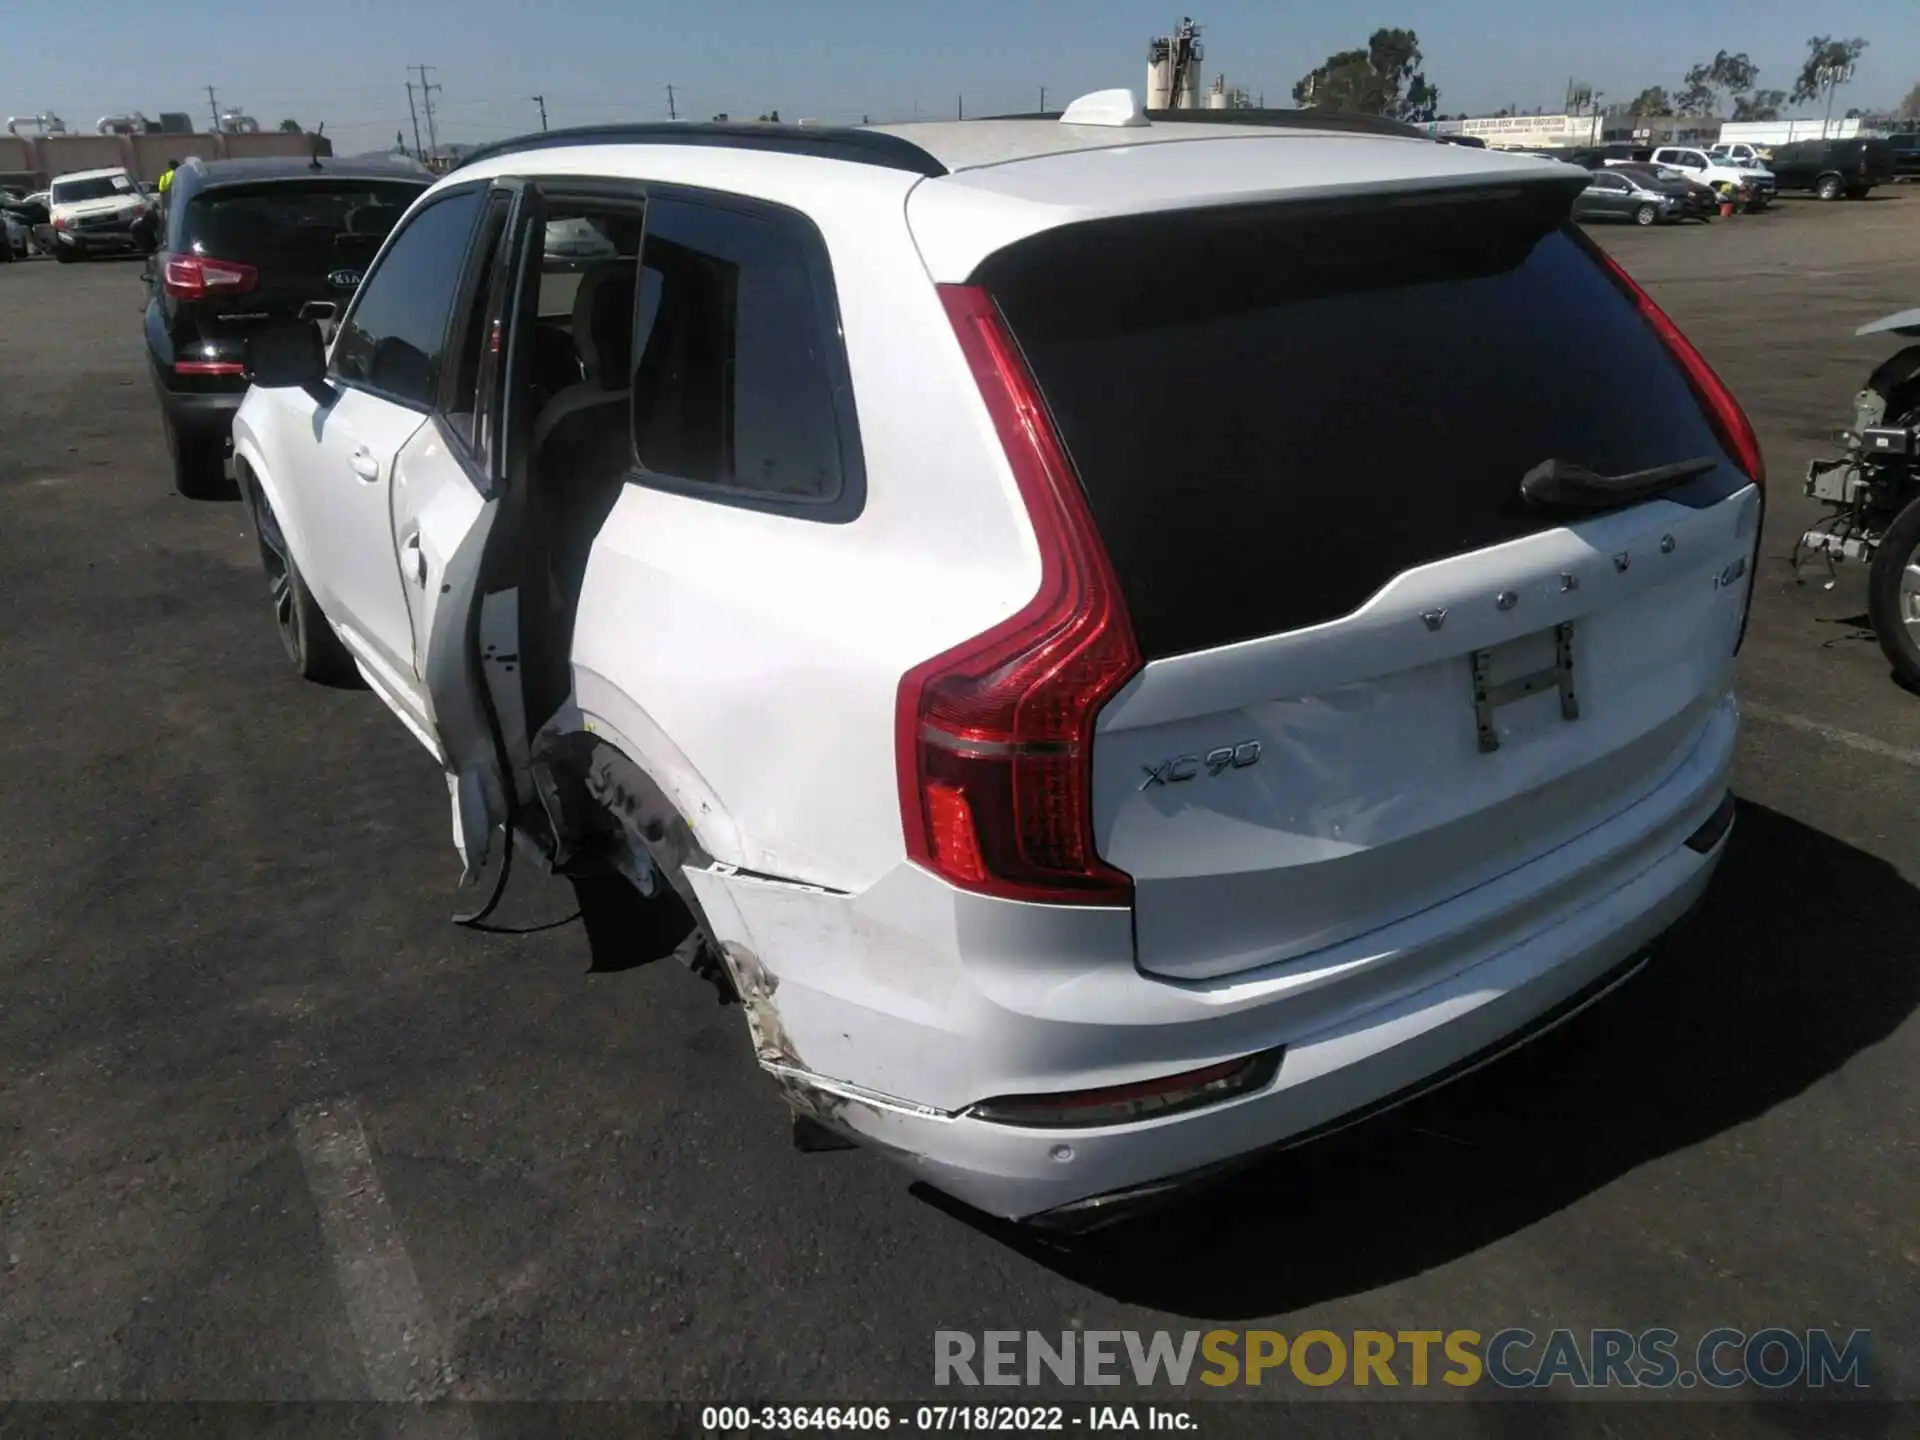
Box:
[1507,135,1901,230]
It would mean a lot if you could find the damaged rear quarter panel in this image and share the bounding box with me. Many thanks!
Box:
[680,860,1139,1116]
[682,862,970,1107]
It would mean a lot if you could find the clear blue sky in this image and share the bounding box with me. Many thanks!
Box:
[6,0,1918,150]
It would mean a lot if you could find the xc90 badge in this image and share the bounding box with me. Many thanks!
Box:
[1141,741,1262,791]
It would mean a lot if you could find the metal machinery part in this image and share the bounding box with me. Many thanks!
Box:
[1795,323,1920,581]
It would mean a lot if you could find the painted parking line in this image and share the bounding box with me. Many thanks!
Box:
[292,1098,472,1428]
[1743,700,1920,768]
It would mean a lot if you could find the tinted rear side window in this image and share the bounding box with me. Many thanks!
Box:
[630,195,857,514]
[331,188,484,408]
[979,189,1744,660]
[178,180,425,268]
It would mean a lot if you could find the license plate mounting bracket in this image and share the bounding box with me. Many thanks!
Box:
[1470,622,1579,754]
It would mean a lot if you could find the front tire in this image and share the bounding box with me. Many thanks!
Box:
[1869,497,1920,690]
[244,477,359,686]
[1816,174,1844,202]
[53,245,77,264]
[1635,203,1658,226]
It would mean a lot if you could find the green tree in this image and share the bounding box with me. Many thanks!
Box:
[1899,83,1920,119]
[757,109,782,123]
[1292,28,1439,121]
[1676,50,1757,117]
[1792,37,1870,105]
[278,117,303,133]
[1732,89,1787,121]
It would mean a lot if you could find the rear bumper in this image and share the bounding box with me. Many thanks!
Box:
[906,800,1723,1224]
[54,229,139,254]
[679,691,1740,1223]
[150,361,245,440]
[160,389,244,436]
[1033,795,1734,1232]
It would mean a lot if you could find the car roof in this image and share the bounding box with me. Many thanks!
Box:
[444,112,1585,283]
[51,167,131,184]
[180,155,433,186]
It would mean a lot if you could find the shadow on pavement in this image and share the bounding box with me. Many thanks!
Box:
[933,799,1920,1318]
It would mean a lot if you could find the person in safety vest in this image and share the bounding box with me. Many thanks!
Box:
[156,160,179,198]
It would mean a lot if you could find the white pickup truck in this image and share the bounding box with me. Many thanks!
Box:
[1650,146,1777,206]
[1709,141,1771,167]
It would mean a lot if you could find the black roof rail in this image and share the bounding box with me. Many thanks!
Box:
[449,122,949,178]
[981,107,1429,140]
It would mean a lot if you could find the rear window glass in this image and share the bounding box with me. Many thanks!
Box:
[180,180,427,267]
[980,189,1745,660]
[51,174,132,204]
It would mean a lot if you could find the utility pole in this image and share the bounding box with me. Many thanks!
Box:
[957,93,963,120]
[532,94,548,130]
[1039,85,1047,113]
[665,84,677,120]
[205,85,220,131]
[411,64,441,158]
[405,81,424,162]
[1819,62,1855,139]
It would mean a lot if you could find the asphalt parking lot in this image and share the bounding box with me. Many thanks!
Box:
[3,194,1919,1427]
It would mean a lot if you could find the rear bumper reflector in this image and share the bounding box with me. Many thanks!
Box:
[963,1049,1285,1130]
[1024,944,1664,1234]
[1683,789,1737,854]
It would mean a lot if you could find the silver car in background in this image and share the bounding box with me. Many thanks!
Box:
[1571,168,1679,226]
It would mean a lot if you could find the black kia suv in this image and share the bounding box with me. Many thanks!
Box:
[136,154,432,496]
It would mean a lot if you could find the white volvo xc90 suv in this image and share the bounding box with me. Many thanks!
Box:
[229,90,1761,1230]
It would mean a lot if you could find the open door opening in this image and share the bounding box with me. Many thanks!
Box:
[410,178,659,894]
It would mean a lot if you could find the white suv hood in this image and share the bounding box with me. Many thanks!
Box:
[55,195,145,221]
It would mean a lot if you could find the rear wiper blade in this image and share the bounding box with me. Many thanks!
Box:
[1518,454,1720,513]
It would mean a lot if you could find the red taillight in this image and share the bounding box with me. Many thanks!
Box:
[894,285,1143,906]
[1584,237,1766,654]
[163,254,258,301]
[173,360,245,376]
[1586,242,1764,489]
